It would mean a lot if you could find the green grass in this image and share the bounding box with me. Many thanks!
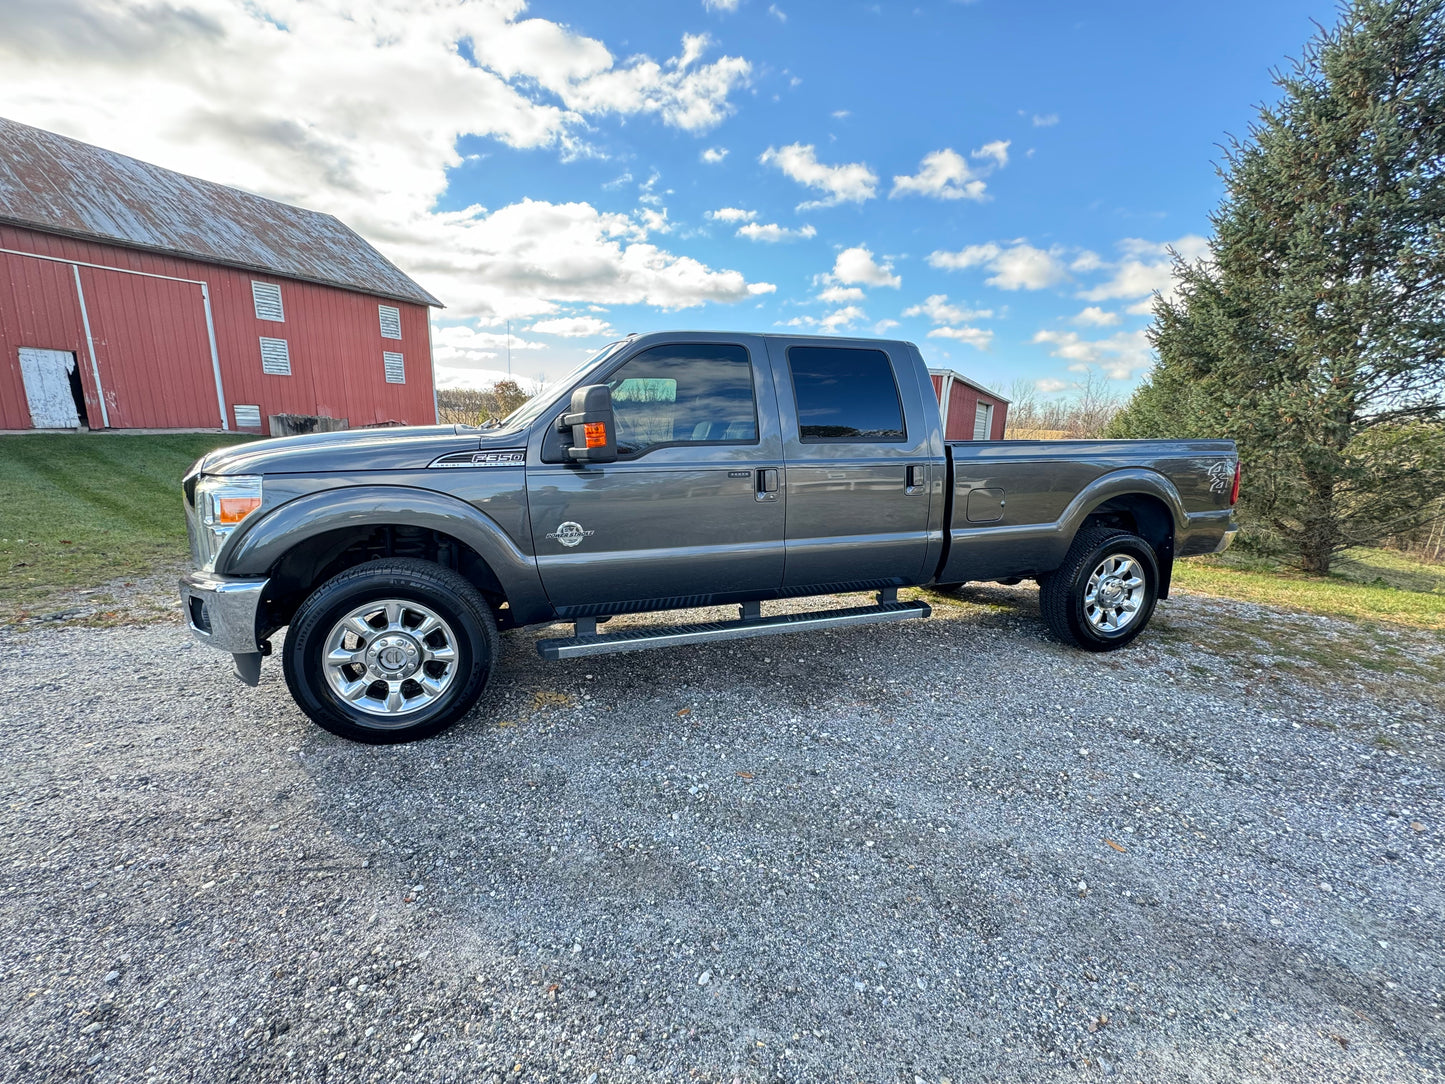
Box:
[1172,547,1445,631]
[0,433,255,620]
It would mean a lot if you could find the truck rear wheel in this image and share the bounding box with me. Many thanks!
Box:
[1039,528,1159,651]
[281,558,499,743]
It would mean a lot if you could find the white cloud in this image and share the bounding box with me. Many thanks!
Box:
[783,305,866,333]
[737,221,816,242]
[700,146,729,164]
[972,140,1010,169]
[1078,235,1211,308]
[1032,113,1060,127]
[832,109,851,119]
[821,305,865,331]
[1033,328,1154,380]
[528,315,616,338]
[759,143,878,208]
[703,0,739,9]
[891,149,986,202]
[432,324,547,371]
[1036,377,1071,393]
[928,242,1068,291]
[768,4,787,20]
[927,326,993,350]
[433,365,543,392]
[707,207,757,222]
[639,207,671,234]
[818,285,865,304]
[890,141,1008,202]
[1070,251,1104,272]
[0,0,762,327]
[903,293,992,324]
[824,245,901,288]
[873,318,900,334]
[1072,306,1120,327]
[404,198,773,318]
[986,246,1070,290]
[746,282,778,295]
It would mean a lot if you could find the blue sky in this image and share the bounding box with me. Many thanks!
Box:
[1,0,1334,396]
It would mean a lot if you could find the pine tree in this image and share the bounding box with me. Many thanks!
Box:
[1108,0,1445,572]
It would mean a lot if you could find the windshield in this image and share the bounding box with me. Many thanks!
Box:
[494,340,630,431]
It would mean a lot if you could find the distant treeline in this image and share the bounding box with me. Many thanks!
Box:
[435,381,533,427]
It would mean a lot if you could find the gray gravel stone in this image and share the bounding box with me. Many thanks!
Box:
[0,581,1441,1083]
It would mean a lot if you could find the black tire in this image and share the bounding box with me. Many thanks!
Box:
[1039,528,1159,651]
[282,558,499,743]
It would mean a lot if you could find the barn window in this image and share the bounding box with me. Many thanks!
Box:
[259,337,292,376]
[233,404,262,428]
[973,401,994,440]
[251,281,284,322]
[378,304,402,340]
[383,351,405,384]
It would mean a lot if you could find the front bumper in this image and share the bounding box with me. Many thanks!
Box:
[179,570,269,655]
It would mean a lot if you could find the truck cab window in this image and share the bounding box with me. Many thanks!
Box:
[786,346,906,441]
[604,344,758,457]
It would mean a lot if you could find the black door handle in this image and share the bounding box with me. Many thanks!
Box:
[906,464,925,490]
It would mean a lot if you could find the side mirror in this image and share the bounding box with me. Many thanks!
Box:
[558,384,617,463]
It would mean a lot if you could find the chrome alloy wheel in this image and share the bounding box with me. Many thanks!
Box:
[1083,554,1146,633]
[321,599,459,719]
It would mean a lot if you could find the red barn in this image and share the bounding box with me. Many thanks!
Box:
[0,117,441,433]
[929,367,1009,440]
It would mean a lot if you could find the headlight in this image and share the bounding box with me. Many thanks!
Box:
[193,474,263,571]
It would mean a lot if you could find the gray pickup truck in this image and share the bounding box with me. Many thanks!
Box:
[180,331,1238,743]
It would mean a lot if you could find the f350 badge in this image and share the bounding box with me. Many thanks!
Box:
[546,521,594,548]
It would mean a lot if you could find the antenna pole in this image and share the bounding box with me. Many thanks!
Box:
[506,320,512,377]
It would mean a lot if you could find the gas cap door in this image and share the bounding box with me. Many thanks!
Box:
[965,486,1006,523]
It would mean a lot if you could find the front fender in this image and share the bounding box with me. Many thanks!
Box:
[221,485,553,625]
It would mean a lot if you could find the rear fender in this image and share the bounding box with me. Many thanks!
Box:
[937,468,1188,584]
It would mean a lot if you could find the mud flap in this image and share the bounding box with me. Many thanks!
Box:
[232,652,263,686]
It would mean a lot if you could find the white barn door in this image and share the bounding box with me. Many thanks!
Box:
[18,348,81,428]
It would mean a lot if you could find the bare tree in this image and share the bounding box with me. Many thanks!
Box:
[1006,374,1122,438]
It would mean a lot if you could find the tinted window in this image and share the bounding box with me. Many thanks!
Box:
[787,346,906,442]
[603,344,758,457]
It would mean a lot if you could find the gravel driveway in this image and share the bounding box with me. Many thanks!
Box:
[1,580,1441,1083]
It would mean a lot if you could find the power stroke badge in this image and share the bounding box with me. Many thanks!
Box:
[546,521,594,548]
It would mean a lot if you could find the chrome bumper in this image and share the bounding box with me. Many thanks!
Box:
[179,570,268,655]
[1214,518,1239,554]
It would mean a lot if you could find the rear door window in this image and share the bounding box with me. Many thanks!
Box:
[786,346,906,442]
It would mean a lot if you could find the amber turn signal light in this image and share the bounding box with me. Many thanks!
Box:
[217,496,262,524]
[583,422,608,449]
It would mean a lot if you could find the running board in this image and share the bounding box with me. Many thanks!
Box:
[536,598,931,661]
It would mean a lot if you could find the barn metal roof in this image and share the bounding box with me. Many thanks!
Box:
[0,116,441,308]
[928,366,1011,403]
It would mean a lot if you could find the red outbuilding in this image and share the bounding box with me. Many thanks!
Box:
[0,117,441,433]
[929,367,1009,440]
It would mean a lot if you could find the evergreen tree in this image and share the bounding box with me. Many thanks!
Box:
[1108,0,1445,572]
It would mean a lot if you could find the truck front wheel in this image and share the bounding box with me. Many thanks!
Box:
[1039,528,1159,651]
[281,558,499,743]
